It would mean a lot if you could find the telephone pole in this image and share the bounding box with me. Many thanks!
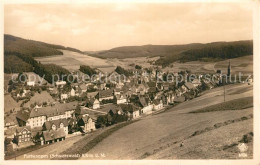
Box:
[223,83,226,102]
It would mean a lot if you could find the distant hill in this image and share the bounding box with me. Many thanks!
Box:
[88,43,204,59]
[88,40,253,66]
[4,34,83,57]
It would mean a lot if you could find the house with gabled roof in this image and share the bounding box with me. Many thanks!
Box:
[14,126,32,145]
[43,118,69,135]
[77,116,96,133]
[137,96,153,114]
[42,128,66,144]
[119,104,140,119]
[115,94,127,104]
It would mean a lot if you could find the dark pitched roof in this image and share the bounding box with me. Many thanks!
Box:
[139,97,149,107]
[119,104,139,113]
[85,98,95,107]
[16,126,31,133]
[98,89,113,98]
[87,92,98,98]
[148,87,157,93]
[44,118,69,130]
[74,107,89,116]
[153,99,162,105]
[43,128,66,141]
[16,110,30,122]
[4,127,17,136]
[79,116,95,124]
[5,113,18,126]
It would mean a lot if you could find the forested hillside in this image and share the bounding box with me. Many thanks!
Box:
[79,65,97,76]
[4,34,78,79]
[4,52,70,83]
[4,34,83,57]
[89,40,253,67]
[155,40,253,66]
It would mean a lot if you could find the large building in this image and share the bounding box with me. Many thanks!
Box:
[16,102,77,128]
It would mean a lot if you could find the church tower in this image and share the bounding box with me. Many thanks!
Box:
[227,60,231,77]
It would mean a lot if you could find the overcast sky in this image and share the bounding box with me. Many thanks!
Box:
[4,3,252,51]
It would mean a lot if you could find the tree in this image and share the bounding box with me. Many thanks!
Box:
[135,65,142,70]
[96,115,107,128]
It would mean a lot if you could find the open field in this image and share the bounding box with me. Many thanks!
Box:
[214,55,253,74]
[35,50,159,73]
[162,55,253,74]
[35,50,114,72]
[189,96,253,113]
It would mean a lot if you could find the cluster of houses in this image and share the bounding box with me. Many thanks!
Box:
[5,67,225,153]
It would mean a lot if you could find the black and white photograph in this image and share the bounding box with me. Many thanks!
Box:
[1,0,260,164]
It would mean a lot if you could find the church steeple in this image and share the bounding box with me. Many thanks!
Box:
[227,60,231,77]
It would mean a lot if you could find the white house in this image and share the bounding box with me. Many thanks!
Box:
[93,99,100,109]
[139,97,153,114]
[70,88,76,97]
[60,94,68,100]
[55,81,66,87]
[116,95,127,104]
[153,99,163,111]
[27,81,35,87]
